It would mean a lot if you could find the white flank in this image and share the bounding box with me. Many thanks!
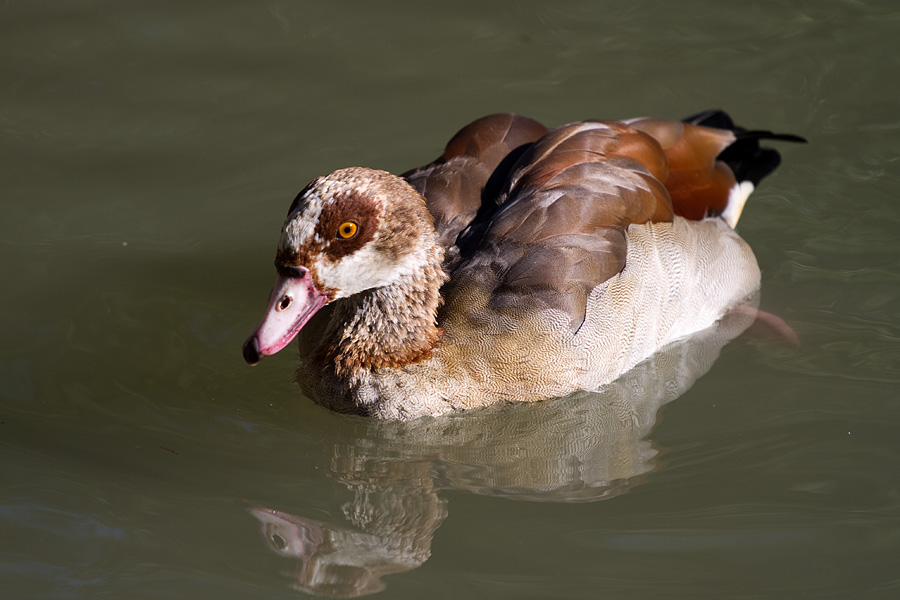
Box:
[721,181,754,229]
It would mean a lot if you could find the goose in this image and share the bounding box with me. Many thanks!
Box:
[242,111,803,420]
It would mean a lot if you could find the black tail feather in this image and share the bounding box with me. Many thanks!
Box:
[684,110,806,186]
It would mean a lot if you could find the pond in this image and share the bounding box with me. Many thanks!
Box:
[2,1,899,598]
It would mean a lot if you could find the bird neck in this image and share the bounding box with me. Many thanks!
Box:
[317,241,447,377]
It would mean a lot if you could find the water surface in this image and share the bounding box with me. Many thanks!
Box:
[3,1,900,598]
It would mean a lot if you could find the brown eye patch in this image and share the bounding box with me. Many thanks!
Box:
[316,192,379,260]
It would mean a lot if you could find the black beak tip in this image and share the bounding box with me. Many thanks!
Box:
[243,336,261,365]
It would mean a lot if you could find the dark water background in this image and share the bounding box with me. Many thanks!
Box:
[3,1,899,598]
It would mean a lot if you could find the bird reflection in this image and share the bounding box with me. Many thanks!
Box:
[250,305,760,597]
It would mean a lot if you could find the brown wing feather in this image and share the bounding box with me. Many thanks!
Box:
[448,120,676,331]
[627,118,739,220]
[497,121,674,231]
[403,113,549,248]
[438,113,800,334]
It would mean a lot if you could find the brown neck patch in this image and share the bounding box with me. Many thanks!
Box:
[315,247,447,377]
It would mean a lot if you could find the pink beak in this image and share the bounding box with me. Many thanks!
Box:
[243,267,328,365]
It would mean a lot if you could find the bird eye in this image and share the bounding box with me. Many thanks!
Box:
[337,221,358,239]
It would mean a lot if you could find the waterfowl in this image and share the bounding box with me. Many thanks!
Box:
[243,111,803,420]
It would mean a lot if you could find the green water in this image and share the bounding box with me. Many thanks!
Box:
[3,1,900,598]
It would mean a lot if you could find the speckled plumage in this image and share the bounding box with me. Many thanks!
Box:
[244,112,803,419]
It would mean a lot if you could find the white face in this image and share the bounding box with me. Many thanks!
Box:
[276,167,433,300]
[314,241,429,299]
[245,167,438,366]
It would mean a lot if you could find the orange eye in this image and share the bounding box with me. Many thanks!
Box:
[337,221,358,239]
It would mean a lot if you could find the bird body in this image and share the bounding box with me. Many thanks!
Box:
[243,112,802,420]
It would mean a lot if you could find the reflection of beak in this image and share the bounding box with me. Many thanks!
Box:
[242,267,328,365]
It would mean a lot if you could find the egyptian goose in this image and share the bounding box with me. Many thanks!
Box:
[243,111,803,420]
